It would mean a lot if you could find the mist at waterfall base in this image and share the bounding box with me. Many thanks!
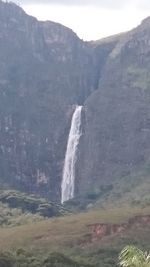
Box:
[61,106,83,204]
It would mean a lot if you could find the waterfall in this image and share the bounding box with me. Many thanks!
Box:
[61,106,83,204]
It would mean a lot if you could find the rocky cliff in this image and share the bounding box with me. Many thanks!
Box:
[0,0,150,202]
[76,18,150,199]
[0,1,98,200]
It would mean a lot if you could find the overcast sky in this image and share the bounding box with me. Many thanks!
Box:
[14,0,150,40]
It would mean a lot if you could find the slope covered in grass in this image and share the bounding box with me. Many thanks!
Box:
[0,205,149,267]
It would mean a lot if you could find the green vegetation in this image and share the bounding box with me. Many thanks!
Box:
[90,163,150,210]
[0,189,149,266]
[126,66,150,90]
[0,202,43,227]
[0,190,67,219]
[0,244,149,267]
[61,162,150,213]
[119,246,150,267]
[63,185,114,212]
[0,190,71,227]
[0,250,94,267]
[0,205,149,266]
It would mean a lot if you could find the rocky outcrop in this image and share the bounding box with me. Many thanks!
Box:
[87,215,150,241]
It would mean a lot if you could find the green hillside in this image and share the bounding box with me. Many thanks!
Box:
[95,163,150,208]
[0,205,149,266]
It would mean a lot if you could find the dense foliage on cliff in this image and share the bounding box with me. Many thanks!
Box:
[0,190,62,216]
[0,190,68,226]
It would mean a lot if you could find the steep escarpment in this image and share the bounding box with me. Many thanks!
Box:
[0,1,100,200]
[76,17,150,199]
[0,1,119,201]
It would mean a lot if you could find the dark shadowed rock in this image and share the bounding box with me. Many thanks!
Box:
[0,1,99,200]
[76,18,150,196]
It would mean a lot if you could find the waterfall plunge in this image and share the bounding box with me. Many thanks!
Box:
[61,106,83,204]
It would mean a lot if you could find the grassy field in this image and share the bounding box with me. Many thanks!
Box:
[0,205,149,266]
[0,205,149,251]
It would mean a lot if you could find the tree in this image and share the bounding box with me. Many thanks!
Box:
[119,246,150,267]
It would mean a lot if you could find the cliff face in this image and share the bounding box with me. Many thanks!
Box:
[76,18,150,197]
[0,1,150,202]
[0,1,99,200]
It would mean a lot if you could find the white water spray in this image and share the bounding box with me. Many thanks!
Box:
[61,106,83,204]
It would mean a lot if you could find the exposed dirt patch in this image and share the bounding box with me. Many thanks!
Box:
[87,215,150,241]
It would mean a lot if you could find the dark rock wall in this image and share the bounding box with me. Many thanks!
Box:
[76,19,150,195]
[0,1,98,200]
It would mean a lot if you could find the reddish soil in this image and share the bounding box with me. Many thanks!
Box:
[87,215,150,241]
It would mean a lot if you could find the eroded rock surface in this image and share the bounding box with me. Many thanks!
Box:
[87,215,150,241]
